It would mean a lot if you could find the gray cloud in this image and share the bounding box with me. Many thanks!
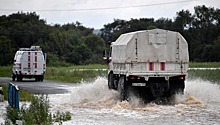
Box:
[0,0,219,28]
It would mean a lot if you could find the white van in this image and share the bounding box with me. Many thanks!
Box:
[12,46,46,81]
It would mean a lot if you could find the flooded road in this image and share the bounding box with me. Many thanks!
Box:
[0,77,77,94]
[49,78,220,125]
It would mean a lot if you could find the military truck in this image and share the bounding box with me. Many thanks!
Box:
[12,46,46,81]
[103,29,189,101]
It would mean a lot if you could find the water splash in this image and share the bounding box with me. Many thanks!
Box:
[70,77,119,107]
[51,77,220,108]
[48,77,220,125]
[184,78,220,104]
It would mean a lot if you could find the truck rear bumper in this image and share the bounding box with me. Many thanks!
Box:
[127,72,187,76]
[122,71,187,81]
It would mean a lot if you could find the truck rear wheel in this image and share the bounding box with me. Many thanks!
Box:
[108,73,114,89]
[118,76,126,101]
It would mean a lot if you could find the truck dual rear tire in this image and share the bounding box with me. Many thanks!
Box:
[108,73,114,89]
[118,76,126,101]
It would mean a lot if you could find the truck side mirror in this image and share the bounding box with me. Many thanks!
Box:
[103,51,107,60]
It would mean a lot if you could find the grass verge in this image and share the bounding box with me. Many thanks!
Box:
[188,70,220,83]
[45,68,107,83]
[0,66,11,77]
[189,62,220,68]
[0,84,33,101]
[45,64,107,83]
[1,63,220,83]
[0,64,108,83]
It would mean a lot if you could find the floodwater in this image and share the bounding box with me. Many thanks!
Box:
[49,77,220,125]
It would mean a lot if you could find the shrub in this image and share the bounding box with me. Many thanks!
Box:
[5,94,71,125]
[53,111,72,125]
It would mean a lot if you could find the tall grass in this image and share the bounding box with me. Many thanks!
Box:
[188,62,220,83]
[188,70,220,83]
[0,64,107,77]
[0,84,33,101]
[1,63,220,83]
[189,62,220,68]
[67,64,107,69]
[0,66,12,77]
[0,64,107,83]
[45,67,107,83]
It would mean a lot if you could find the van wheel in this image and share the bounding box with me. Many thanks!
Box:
[17,75,22,81]
[35,77,39,81]
[41,76,44,81]
[12,74,16,81]
[16,75,19,81]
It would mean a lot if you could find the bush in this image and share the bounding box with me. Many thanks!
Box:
[5,107,19,124]
[53,111,72,125]
[5,95,52,125]
[5,95,71,125]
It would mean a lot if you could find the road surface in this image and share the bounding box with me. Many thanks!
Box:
[0,77,76,94]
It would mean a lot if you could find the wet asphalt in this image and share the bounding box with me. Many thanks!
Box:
[0,77,77,94]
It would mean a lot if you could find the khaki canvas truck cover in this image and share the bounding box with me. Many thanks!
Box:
[111,29,189,63]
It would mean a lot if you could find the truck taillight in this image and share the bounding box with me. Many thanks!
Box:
[179,76,185,80]
[130,76,136,80]
[43,64,46,69]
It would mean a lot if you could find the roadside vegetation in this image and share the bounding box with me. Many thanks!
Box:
[0,66,11,77]
[1,63,220,83]
[0,84,33,101]
[188,70,220,83]
[45,65,107,83]
[0,64,107,83]
[189,62,220,68]
[1,79,71,124]
[188,62,220,83]
[5,95,71,125]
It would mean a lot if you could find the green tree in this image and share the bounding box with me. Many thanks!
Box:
[213,35,220,61]
[0,36,13,65]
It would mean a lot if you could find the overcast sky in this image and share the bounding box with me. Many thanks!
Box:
[0,0,219,29]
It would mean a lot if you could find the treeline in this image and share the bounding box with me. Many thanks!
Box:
[0,12,106,66]
[0,5,220,66]
[101,5,220,62]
